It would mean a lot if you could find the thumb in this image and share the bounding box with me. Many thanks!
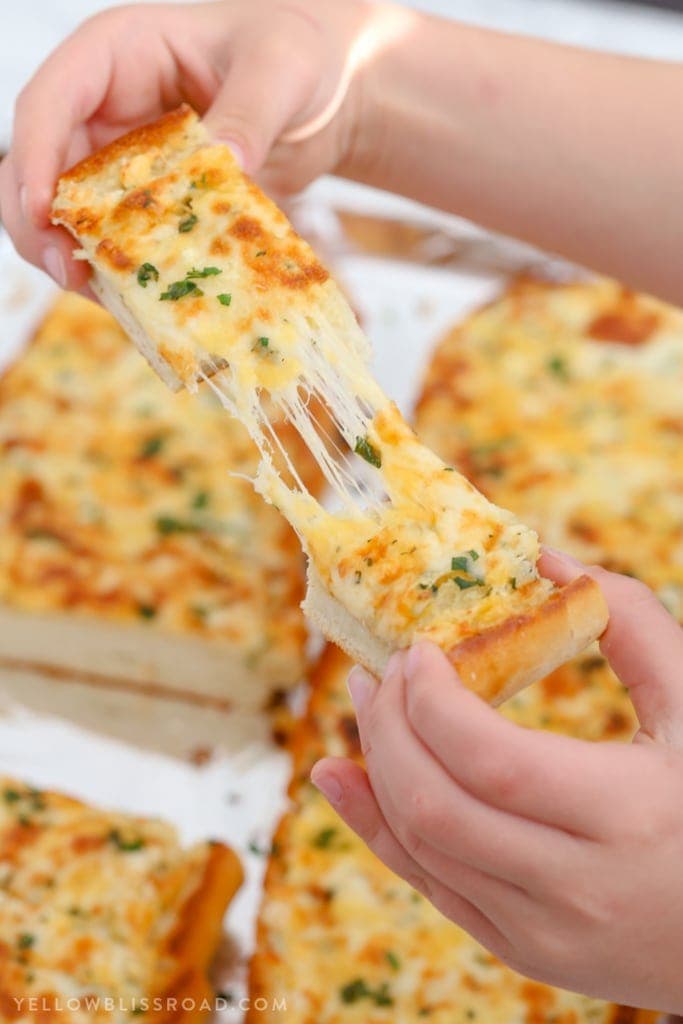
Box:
[203,35,319,174]
[540,548,683,747]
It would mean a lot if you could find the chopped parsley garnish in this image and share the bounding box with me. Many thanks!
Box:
[547,354,569,380]
[255,249,267,257]
[385,950,401,971]
[139,435,164,459]
[155,515,199,536]
[190,173,209,189]
[192,491,210,510]
[217,293,232,306]
[256,336,269,348]
[340,979,393,1007]
[312,827,337,849]
[109,829,144,852]
[178,213,198,233]
[136,263,159,287]
[137,604,157,619]
[354,436,382,468]
[159,280,203,301]
[451,551,479,571]
[3,789,21,803]
[509,576,517,590]
[453,576,481,590]
[186,266,222,279]
[17,934,35,950]
[353,570,362,584]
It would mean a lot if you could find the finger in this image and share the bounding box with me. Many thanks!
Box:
[541,549,683,747]
[351,655,578,891]
[0,155,90,290]
[402,640,622,835]
[203,25,321,172]
[11,16,118,229]
[311,756,515,961]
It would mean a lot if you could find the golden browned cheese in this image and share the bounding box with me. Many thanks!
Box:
[415,278,683,619]
[0,293,321,691]
[0,777,242,1023]
[247,646,655,1024]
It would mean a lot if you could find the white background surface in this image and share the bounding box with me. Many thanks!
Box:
[0,0,680,1016]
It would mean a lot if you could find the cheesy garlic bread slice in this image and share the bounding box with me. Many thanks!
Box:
[52,106,607,704]
[0,776,242,1023]
[0,293,316,715]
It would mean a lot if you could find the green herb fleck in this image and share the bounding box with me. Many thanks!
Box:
[17,934,35,950]
[340,979,393,1007]
[3,789,21,804]
[509,577,517,590]
[312,827,337,849]
[159,280,203,301]
[137,263,159,287]
[217,293,232,306]
[137,604,157,620]
[192,491,209,510]
[353,570,362,584]
[453,576,481,590]
[155,516,198,536]
[548,355,569,380]
[385,950,400,971]
[178,213,198,233]
[109,829,144,852]
[255,249,267,257]
[354,436,382,468]
[186,266,222,279]
[451,556,469,572]
[256,336,269,348]
[139,435,164,459]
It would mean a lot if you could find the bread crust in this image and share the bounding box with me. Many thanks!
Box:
[305,565,608,705]
[58,104,199,187]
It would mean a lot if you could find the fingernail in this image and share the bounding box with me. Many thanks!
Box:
[225,140,245,170]
[42,246,66,289]
[19,185,30,221]
[347,665,375,714]
[311,765,343,806]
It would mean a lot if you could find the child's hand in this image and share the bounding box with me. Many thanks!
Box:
[312,552,683,1013]
[0,0,379,289]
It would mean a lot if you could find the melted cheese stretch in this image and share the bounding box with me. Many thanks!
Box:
[53,107,554,651]
[205,340,551,651]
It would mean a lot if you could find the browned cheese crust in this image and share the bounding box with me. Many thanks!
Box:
[0,777,242,1023]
